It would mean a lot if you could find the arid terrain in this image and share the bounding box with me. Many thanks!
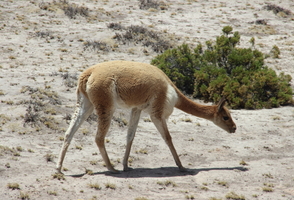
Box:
[0,0,294,199]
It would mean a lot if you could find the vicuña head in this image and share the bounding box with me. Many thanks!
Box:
[56,60,236,173]
[212,97,236,133]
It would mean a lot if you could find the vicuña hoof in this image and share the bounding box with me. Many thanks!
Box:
[123,166,134,172]
[179,166,188,172]
[108,168,120,174]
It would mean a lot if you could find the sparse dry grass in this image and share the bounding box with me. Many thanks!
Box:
[19,191,30,200]
[45,153,55,162]
[7,183,20,190]
[225,191,245,200]
[157,180,177,187]
[263,4,292,16]
[136,148,148,154]
[239,160,248,166]
[135,197,149,200]
[90,160,98,165]
[84,40,110,52]
[81,128,89,135]
[111,24,173,53]
[28,149,34,153]
[248,25,276,35]
[44,107,57,115]
[105,182,116,190]
[262,173,274,179]
[20,86,61,131]
[200,186,209,191]
[0,114,11,125]
[272,115,281,120]
[138,0,167,10]
[16,146,23,152]
[62,167,68,172]
[262,183,274,192]
[181,116,192,123]
[88,182,101,190]
[112,115,128,127]
[52,173,65,180]
[262,186,273,192]
[185,194,195,199]
[85,168,94,175]
[217,181,228,187]
[39,0,89,19]
[47,191,57,196]
[143,117,152,122]
[0,146,21,157]
[209,198,222,200]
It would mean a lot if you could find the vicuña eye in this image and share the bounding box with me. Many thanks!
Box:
[223,116,229,121]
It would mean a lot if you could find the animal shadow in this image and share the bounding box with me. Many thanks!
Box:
[107,166,248,178]
[67,166,248,178]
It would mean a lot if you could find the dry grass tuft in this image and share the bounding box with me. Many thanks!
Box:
[263,4,292,16]
[7,183,20,190]
[39,0,89,19]
[225,191,245,200]
[138,0,167,10]
[88,182,102,190]
[111,24,173,53]
[52,172,65,180]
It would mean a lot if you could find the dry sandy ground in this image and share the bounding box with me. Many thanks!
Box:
[1,0,294,199]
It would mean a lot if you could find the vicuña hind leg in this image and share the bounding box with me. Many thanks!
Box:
[56,93,94,173]
[123,108,142,171]
[95,107,118,173]
[151,116,186,172]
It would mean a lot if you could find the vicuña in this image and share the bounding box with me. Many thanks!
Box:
[56,60,236,173]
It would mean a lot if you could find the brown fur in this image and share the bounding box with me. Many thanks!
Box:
[56,60,236,173]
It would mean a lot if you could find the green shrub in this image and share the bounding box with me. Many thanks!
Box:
[151,44,197,94]
[151,26,293,109]
[270,45,280,58]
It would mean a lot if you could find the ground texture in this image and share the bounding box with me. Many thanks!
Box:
[0,0,294,199]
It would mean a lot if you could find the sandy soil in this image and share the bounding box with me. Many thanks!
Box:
[0,0,294,199]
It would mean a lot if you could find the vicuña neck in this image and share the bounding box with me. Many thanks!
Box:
[175,92,216,121]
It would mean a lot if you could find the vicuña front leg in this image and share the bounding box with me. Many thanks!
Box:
[151,116,186,172]
[56,93,93,173]
[123,108,141,171]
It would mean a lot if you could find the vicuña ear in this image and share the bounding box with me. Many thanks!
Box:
[217,97,226,112]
